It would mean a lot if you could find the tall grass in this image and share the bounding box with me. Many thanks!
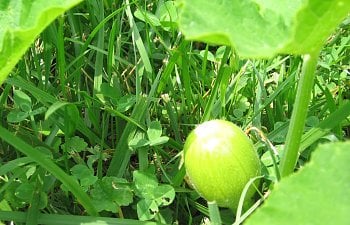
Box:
[0,1,349,224]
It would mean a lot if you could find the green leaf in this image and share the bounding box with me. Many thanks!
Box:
[282,1,350,55]
[156,1,178,31]
[7,110,29,123]
[45,101,70,120]
[0,157,33,176]
[86,146,110,169]
[134,9,161,27]
[117,95,136,112]
[70,164,98,190]
[13,179,48,210]
[133,170,176,221]
[300,101,350,152]
[0,125,98,215]
[0,211,161,225]
[63,104,80,137]
[62,136,88,153]
[4,181,26,209]
[91,177,133,213]
[245,141,350,225]
[38,191,48,210]
[199,50,216,62]
[28,106,47,117]
[13,90,31,112]
[0,0,83,84]
[178,0,350,58]
[153,184,175,207]
[147,121,163,141]
[137,198,159,221]
[129,131,149,149]
[15,183,35,202]
[149,136,169,146]
[133,170,158,199]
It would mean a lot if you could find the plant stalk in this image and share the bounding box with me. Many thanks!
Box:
[208,201,222,225]
[279,52,319,177]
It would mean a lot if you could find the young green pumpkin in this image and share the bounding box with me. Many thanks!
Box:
[183,120,261,209]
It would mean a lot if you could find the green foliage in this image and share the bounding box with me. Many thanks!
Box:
[133,170,175,221]
[7,90,46,123]
[129,121,170,148]
[0,0,349,224]
[71,164,98,191]
[0,0,83,84]
[63,104,80,138]
[62,136,88,153]
[178,0,350,57]
[147,121,170,146]
[91,177,133,213]
[0,125,99,216]
[246,141,350,225]
[0,211,161,225]
[134,1,178,31]
[15,183,47,210]
[178,1,350,224]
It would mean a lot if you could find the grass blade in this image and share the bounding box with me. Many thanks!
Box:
[0,125,98,216]
[0,211,160,225]
[201,47,231,122]
[300,100,350,151]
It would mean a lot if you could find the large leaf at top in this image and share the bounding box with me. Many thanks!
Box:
[245,141,350,225]
[178,0,350,58]
[0,0,83,84]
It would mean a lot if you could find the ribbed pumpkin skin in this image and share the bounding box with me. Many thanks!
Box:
[184,120,261,209]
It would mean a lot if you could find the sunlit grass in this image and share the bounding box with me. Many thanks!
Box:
[0,1,349,224]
